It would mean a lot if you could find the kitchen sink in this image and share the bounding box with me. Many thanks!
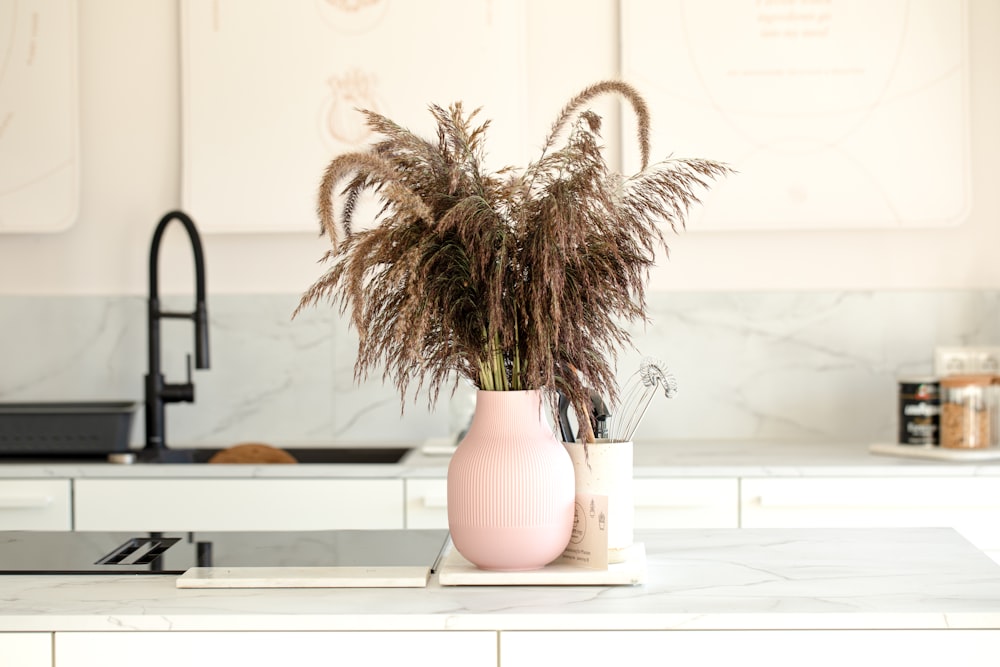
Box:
[142,446,414,465]
[1,446,414,465]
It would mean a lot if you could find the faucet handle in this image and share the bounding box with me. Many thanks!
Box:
[161,355,195,404]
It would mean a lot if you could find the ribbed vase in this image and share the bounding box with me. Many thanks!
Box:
[447,390,576,571]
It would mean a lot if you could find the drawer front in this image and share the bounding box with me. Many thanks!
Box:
[0,633,52,667]
[741,477,1000,550]
[634,477,739,529]
[56,631,496,667]
[501,630,1000,666]
[74,478,404,531]
[405,478,449,528]
[0,479,71,530]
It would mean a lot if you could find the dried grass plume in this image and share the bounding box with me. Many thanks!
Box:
[295,80,731,439]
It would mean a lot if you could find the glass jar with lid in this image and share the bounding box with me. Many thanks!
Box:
[939,374,999,449]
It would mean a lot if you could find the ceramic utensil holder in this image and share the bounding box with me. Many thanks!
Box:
[564,438,634,563]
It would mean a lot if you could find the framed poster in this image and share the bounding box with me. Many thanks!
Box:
[621,0,970,230]
[0,0,78,233]
[182,0,528,233]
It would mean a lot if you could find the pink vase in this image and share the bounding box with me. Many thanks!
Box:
[447,390,576,571]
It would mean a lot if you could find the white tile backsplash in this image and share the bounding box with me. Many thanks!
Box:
[1,291,997,447]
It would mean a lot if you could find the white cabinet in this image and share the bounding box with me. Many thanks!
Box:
[634,477,739,529]
[0,633,52,667]
[405,478,449,528]
[0,480,71,530]
[73,479,404,531]
[741,477,1000,560]
[55,631,496,667]
[5,466,999,548]
[404,475,1000,552]
[404,477,741,530]
[500,630,1000,667]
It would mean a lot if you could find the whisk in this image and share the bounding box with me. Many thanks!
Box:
[610,357,678,442]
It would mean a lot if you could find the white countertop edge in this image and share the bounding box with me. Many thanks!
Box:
[0,612,994,633]
[5,462,1000,480]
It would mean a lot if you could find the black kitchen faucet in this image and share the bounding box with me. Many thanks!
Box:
[142,210,210,462]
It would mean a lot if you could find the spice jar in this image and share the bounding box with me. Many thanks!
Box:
[898,377,940,445]
[939,374,999,449]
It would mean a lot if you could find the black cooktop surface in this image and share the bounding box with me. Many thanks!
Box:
[0,529,450,574]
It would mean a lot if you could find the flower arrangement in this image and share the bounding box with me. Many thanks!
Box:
[295,80,730,441]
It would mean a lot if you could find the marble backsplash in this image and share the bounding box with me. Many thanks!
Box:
[1,291,999,448]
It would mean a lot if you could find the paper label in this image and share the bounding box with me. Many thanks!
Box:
[559,493,609,569]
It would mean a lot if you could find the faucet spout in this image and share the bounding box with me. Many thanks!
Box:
[144,210,210,459]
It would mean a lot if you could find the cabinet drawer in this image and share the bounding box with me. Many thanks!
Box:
[56,631,496,667]
[74,478,404,531]
[0,480,71,530]
[741,477,1000,550]
[634,477,739,528]
[405,478,448,528]
[0,633,52,667]
[501,630,1000,666]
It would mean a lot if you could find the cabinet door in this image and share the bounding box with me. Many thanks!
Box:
[633,478,738,529]
[501,630,1000,667]
[0,633,52,667]
[405,478,448,528]
[55,631,495,667]
[741,477,1000,551]
[74,479,403,531]
[0,480,71,530]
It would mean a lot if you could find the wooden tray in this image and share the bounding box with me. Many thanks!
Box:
[869,443,1000,461]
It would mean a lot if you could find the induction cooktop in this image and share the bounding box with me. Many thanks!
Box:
[0,529,450,577]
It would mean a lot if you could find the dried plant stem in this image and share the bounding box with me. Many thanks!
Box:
[540,80,652,170]
[479,330,524,392]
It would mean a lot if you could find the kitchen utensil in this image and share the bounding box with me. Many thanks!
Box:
[611,357,677,441]
[590,391,610,439]
[557,392,573,442]
[555,389,609,442]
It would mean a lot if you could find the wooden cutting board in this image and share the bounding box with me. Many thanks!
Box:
[176,565,433,588]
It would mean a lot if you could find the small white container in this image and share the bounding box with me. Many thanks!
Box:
[563,439,634,563]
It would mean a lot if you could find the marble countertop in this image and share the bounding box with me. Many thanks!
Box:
[1,440,999,479]
[0,528,998,632]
